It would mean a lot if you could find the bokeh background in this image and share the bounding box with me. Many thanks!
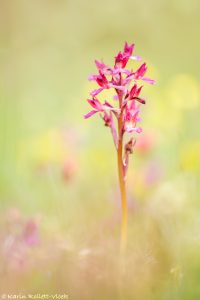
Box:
[0,0,200,299]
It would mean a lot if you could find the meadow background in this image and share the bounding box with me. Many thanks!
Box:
[0,0,200,299]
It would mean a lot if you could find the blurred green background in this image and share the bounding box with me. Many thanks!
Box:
[0,0,200,299]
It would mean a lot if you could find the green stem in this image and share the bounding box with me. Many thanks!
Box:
[117,111,127,254]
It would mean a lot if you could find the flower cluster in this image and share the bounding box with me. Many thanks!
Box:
[84,42,155,175]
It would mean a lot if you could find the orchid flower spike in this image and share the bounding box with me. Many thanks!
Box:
[84,42,155,252]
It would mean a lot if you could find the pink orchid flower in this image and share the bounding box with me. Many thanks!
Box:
[84,42,155,251]
[84,98,119,119]
[115,42,134,68]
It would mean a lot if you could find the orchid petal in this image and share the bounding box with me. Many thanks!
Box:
[95,60,106,70]
[130,55,142,61]
[129,84,137,98]
[88,74,98,81]
[84,110,98,119]
[90,87,104,97]
[123,42,134,57]
[125,125,142,133]
[87,98,102,110]
[104,101,113,108]
[142,77,156,85]
[135,63,147,78]
[134,97,146,104]
[136,85,143,96]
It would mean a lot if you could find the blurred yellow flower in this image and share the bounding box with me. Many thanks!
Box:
[180,140,200,171]
[19,129,67,165]
[166,74,200,109]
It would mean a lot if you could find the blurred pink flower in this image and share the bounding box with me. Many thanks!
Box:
[135,132,155,154]
[23,219,39,246]
[144,160,163,185]
[1,210,40,271]
[62,158,77,181]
